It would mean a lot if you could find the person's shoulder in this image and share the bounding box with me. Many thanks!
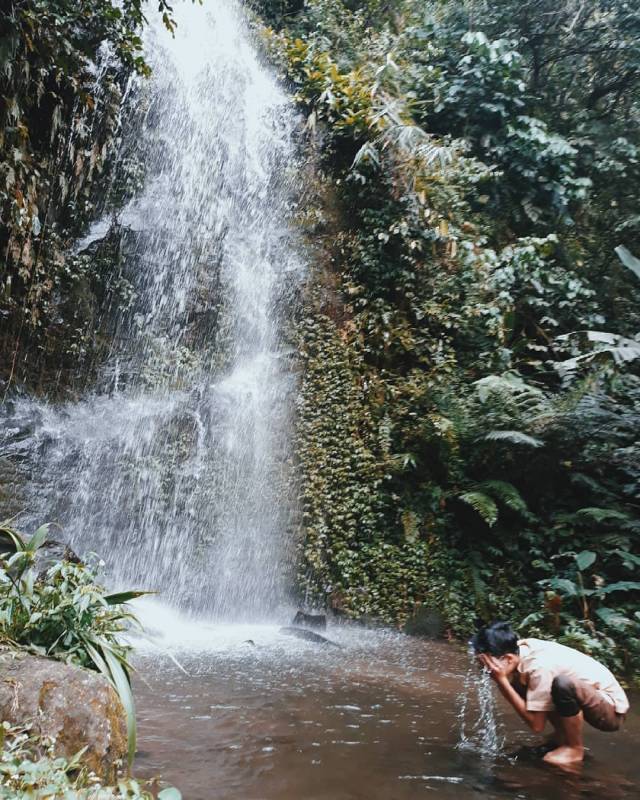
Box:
[518,636,550,647]
[519,636,563,651]
[517,638,559,673]
[518,637,551,651]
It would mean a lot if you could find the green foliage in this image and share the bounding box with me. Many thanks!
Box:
[458,492,498,528]
[0,522,147,765]
[0,723,180,799]
[264,0,640,677]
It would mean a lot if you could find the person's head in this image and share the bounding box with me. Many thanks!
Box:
[471,621,520,674]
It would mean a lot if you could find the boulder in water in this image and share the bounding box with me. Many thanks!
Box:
[292,610,327,630]
[0,648,127,781]
[280,626,342,648]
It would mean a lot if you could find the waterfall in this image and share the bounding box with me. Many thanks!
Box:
[0,0,304,620]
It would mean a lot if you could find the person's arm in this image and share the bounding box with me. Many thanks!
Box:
[478,654,547,733]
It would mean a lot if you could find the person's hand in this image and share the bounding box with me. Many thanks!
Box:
[477,653,509,683]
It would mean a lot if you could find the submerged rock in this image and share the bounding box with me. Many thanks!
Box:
[292,610,327,630]
[0,648,127,781]
[280,626,342,648]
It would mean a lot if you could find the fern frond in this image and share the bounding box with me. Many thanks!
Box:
[459,491,498,527]
[479,480,528,515]
[485,430,543,447]
[574,507,631,524]
[474,372,543,402]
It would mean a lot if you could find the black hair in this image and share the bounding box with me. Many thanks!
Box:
[471,621,519,656]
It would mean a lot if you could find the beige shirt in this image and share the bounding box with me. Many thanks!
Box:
[517,638,630,714]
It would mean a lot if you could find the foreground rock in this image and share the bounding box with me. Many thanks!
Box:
[0,648,127,781]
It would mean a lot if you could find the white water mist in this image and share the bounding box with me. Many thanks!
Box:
[457,656,505,758]
[0,0,304,620]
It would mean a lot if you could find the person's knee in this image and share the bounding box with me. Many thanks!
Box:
[551,675,580,717]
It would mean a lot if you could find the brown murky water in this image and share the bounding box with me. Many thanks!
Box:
[132,614,639,800]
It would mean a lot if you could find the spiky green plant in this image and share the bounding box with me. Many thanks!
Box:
[0,522,148,767]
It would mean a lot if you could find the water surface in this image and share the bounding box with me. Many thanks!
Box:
[133,612,639,799]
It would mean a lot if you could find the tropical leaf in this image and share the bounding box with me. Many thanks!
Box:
[352,140,380,169]
[484,430,543,448]
[473,372,545,402]
[27,524,50,553]
[613,549,640,569]
[520,610,544,627]
[544,577,582,597]
[103,646,137,768]
[574,507,630,524]
[556,330,640,373]
[0,524,25,554]
[615,244,640,281]
[459,491,498,527]
[83,636,136,767]
[103,590,154,606]
[595,607,634,630]
[575,550,597,571]
[600,581,640,594]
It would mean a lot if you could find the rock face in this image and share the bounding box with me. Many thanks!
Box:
[0,648,127,781]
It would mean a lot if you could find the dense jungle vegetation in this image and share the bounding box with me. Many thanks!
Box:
[257,0,640,675]
[1,0,639,678]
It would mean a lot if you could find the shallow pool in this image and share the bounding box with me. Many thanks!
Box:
[132,611,639,800]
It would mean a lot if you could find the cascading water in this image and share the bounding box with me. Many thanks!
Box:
[0,0,303,620]
[457,654,505,758]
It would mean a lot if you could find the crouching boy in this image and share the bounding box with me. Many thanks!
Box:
[472,621,630,766]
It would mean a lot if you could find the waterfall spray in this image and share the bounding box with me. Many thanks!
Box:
[457,651,505,758]
[0,0,304,621]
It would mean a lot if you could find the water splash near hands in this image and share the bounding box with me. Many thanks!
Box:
[457,655,505,758]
